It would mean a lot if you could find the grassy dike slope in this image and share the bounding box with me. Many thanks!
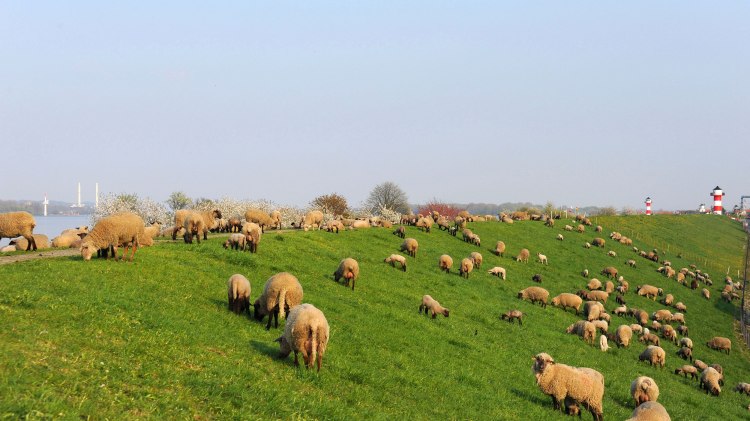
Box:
[0,214,748,419]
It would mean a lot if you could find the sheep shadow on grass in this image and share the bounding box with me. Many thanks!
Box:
[713,298,741,320]
[508,386,548,408]
[249,339,281,360]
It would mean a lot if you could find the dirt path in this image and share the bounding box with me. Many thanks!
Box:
[0,248,79,265]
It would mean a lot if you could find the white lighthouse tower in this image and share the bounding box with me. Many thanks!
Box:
[711,186,725,215]
[645,197,652,216]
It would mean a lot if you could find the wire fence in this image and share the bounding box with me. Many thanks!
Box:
[740,221,750,348]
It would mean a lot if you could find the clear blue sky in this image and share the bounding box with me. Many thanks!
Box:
[2,1,748,211]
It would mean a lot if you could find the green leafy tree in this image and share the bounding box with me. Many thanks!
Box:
[167,191,192,211]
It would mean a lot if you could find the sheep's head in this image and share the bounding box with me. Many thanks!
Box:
[253,300,263,321]
[532,353,554,374]
[442,309,450,318]
[80,243,97,261]
[275,336,292,358]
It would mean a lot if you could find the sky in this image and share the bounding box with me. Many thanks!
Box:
[1,1,748,211]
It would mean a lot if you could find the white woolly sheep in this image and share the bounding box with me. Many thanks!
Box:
[531,353,604,421]
[626,259,637,268]
[587,278,602,291]
[601,266,618,279]
[419,294,449,318]
[584,242,591,249]
[679,337,693,349]
[608,250,617,257]
[80,212,145,262]
[487,266,507,280]
[625,401,671,421]
[400,238,418,258]
[241,222,262,253]
[470,251,483,269]
[438,254,453,273]
[700,367,722,396]
[674,302,687,313]
[582,269,589,277]
[0,245,16,252]
[494,241,506,256]
[551,293,582,315]
[583,301,605,322]
[631,376,660,406]
[557,233,564,241]
[636,285,661,300]
[324,220,345,233]
[612,324,633,348]
[599,335,609,352]
[516,248,530,263]
[537,253,548,265]
[460,258,474,279]
[298,210,324,231]
[275,303,329,371]
[334,258,360,290]
[393,225,406,238]
[254,272,304,330]
[244,208,275,232]
[706,336,731,354]
[702,288,710,300]
[227,274,251,315]
[592,237,605,248]
[0,211,37,251]
[349,219,371,230]
[223,233,247,251]
[518,286,549,308]
[591,320,608,333]
[384,254,407,272]
[174,209,221,241]
[639,345,666,368]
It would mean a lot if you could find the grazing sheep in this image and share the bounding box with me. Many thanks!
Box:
[676,347,693,362]
[636,285,661,300]
[584,242,592,249]
[632,309,650,326]
[601,266,618,279]
[494,241,506,257]
[334,258,360,290]
[734,382,750,395]
[518,287,549,308]
[324,220,345,233]
[223,233,247,251]
[677,325,689,337]
[537,253,548,265]
[608,250,617,257]
[700,367,722,396]
[393,226,405,238]
[400,238,419,258]
[557,233,564,241]
[244,208,275,232]
[531,353,604,421]
[639,333,661,347]
[702,288,710,300]
[532,273,543,283]
[0,211,37,251]
[639,345,666,368]
[565,224,574,231]
[419,295,449,318]
[500,310,523,325]
[652,309,673,323]
[613,305,628,316]
[616,294,626,305]
[674,365,699,380]
[694,360,708,371]
[661,294,674,307]
[679,337,693,349]
[599,334,609,352]
[297,210,324,231]
[349,219,371,230]
[0,245,16,252]
[583,301,605,322]
[551,293,583,315]
[516,248,530,263]
[438,254,453,273]
[625,401,671,421]
[487,266,507,279]
[631,376,660,406]
[674,302,687,313]
[671,312,685,324]
[226,216,243,233]
[10,234,49,250]
[254,272,304,330]
[459,258,474,279]
[605,281,614,293]
[174,209,221,241]
[592,237,605,248]
[241,222,262,253]
[582,269,590,278]
[275,303,329,371]
[591,319,609,333]
[587,290,609,304]
[227,274,251,315]
[384,254,407,272]
[470,251,483,269]
[706,337,731,354]
[587,278,602,291]
[626,259,637,268]
[630,324,643,335]
[80,212,145,262]
[612,324,633,348]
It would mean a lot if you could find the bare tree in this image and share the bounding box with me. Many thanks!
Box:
[364,182,410,214]
[310,193,349,217]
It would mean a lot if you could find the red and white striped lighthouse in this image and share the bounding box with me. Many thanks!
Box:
[711,186,724,214]
[645,197,652,216]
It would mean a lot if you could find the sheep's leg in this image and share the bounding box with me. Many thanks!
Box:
[293,351,299,366]
[317,354,322,372]
[130,243,137,261]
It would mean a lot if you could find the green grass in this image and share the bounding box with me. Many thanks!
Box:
[1,215,748,420]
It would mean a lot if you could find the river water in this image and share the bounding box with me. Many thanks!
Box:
[1,215,91,246]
